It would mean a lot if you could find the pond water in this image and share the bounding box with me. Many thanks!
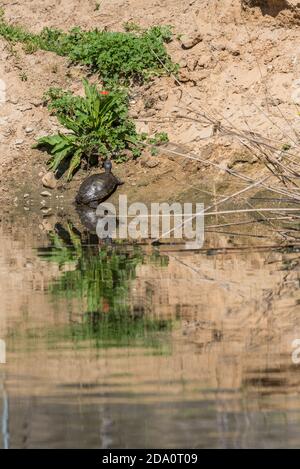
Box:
[0,208,300,449]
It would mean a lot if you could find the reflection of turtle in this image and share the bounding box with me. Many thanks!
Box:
[76,205,120,243]
[75,160,123,208]
[76,205,99,233]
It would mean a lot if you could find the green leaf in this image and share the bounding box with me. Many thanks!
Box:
[34,134,63,148]
[48,146,73,171]
[67,149,82,180]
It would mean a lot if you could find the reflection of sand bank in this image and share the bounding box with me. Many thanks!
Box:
[0,222,299,402]
[0,226,77,334]
[130,247,300,396]
[132,247,300,339]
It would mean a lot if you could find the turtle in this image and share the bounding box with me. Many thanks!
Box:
[75,160,123,208]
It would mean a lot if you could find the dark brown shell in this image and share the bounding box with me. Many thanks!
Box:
[75,172,120,206]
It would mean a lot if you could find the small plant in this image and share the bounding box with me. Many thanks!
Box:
[123,22,142,33]
[282,143,292,151]
[6,42,20,59]
[34,80,164,179]
[19,72,28,81]
[23,41,38,54]
[51,64,58,74]
[148,132,169,155]
[144,97,155,110]
[148,132,169,145]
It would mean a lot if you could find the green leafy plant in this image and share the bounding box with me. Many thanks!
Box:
[34,80,148,179]
[148,132,169,155]
[0,15,178,85]
[34,80,168,179]
[148,132,169,145]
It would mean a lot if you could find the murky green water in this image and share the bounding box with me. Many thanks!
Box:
[1,209,300,448]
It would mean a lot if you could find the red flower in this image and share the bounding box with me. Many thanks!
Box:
[102,299,110,313]
[100,91,109,95]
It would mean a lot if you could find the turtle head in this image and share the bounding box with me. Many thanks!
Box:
[103,159,112,173]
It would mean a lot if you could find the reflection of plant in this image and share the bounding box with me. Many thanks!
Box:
[46,313,172,350]
[38,224,171,349]
[52,246,143,312]
[40,224,83,265]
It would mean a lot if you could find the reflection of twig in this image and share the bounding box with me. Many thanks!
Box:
[206,216,298,229]
[167,253,234,288]
[204,208,300,216]
[205,176,269,213]
[205,229,269,239]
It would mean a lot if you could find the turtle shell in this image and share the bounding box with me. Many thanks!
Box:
[75,172,120,206]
